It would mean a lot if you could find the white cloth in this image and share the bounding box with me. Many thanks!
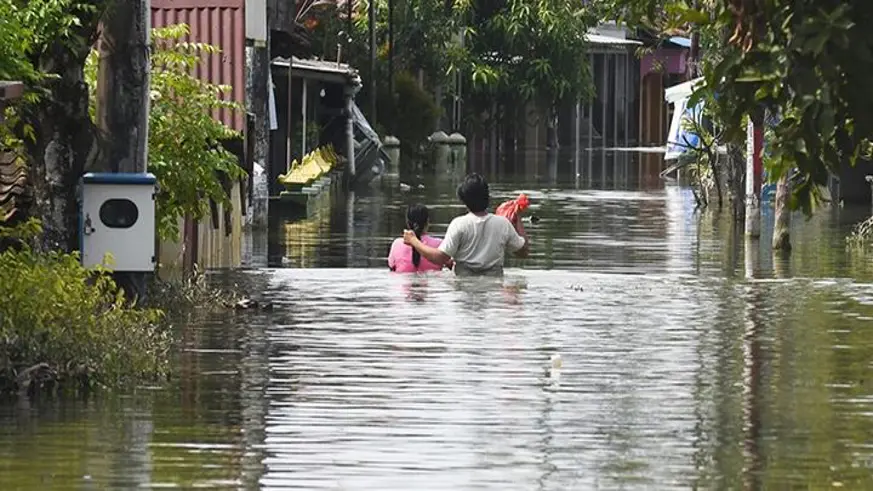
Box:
[438,212,526,275]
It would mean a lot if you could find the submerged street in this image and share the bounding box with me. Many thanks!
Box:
[3,156,873,489]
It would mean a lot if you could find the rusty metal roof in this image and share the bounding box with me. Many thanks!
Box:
[271,56,361,87]
[151,1,246,131]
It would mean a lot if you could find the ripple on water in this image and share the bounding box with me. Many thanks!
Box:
[5,175,873,489]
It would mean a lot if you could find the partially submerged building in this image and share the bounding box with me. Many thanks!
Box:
[268,56,386,198]
[150,0,383,273]
[466,24,691,182]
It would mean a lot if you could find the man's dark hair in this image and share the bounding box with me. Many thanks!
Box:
[457,173,489,213]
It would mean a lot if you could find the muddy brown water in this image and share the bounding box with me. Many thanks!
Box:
[3,155,873,489]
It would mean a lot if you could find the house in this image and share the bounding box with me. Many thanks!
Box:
[465,23,648,182]
[637,33,691,147]
[150,0,251,274]
[268,56,387,199]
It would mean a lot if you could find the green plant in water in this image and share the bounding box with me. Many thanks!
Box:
[0,219,171,395]
[847,216,873,251]
[378,70,442,158]
[144,265,243,318]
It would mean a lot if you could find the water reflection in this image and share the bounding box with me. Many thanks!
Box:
[3,157,873,488]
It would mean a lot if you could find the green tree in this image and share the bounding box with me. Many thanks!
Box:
[3,0,107,252]
[85,24,246,241]
[602,0,873,218]
[460,0,597,149]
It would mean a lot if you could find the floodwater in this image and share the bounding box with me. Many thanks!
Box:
[4,152,873,489]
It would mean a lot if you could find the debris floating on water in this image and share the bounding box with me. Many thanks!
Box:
[548,353,562,384]
[233,298,273,311]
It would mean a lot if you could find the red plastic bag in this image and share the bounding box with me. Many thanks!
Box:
[495,193,530,224]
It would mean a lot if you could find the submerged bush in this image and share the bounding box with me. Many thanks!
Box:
[144,265,242,318]
[0,220,170,395]
[848,216,873,252]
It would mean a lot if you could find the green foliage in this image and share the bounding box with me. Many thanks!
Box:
[0,219,170,395]
[0,0,39,84]
[0,0,98,83]
[603,0,873,216]
[464,0,597,110]
[378,71,441,157]
[1,0,103,148]
[85,23,247,241]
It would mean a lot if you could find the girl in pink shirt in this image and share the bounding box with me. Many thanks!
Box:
[388,204,449,273]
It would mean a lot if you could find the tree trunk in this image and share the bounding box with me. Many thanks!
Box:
[772,173,791,251]
[546,106,559,181]
[25,13,104,253]
[710,151,724,211]
[727,141,745,223]
[546,107,559,152]
[95,0,150,174]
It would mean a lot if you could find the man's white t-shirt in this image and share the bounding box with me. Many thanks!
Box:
[438,212,526,275]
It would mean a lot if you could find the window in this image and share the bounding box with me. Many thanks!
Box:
[99,199,139,229]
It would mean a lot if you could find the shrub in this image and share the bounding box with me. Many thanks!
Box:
[0,220,170,395]
[144,265,242,318]
[379,70,443,160]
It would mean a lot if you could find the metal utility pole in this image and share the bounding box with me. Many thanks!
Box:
[245,0,270,229]
[368,0,376,125]
[388,0,394,125]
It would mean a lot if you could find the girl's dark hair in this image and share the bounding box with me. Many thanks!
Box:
[406,204,429,267]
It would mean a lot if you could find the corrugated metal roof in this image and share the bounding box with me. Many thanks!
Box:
[584,34,643,46]
[151,1,246,131]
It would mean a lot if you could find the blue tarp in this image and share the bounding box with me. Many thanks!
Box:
[665,97,705,160]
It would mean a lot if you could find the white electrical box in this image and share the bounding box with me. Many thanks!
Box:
[79,172,156,272]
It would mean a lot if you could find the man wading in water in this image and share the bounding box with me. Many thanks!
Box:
[403,173,529,276]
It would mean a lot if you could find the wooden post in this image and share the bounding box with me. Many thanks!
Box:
[745,118,763,238]
[286,64,292,172]
[301,78,308,157]
[368,0,376,125]
[601,53,608,150]
[575,100,581,178]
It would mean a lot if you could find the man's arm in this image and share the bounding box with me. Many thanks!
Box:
[509,219,529,258]
[404,230,452,265]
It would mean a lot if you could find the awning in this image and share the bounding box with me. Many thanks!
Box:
[664,78,705,160]
[584,34,643,46]
[668,36,691,48]
[664,76,704,104]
